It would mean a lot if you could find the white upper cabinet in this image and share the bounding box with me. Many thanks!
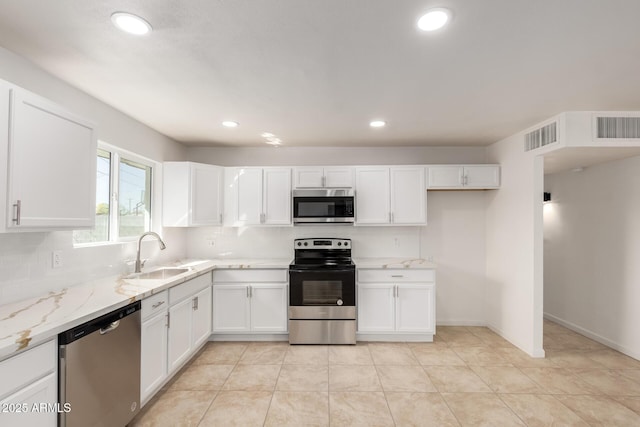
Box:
[294,166,354,188]
[426,165,500,189]
[1,80,96,232]
[355,166,426,225]
[226,167,291,226]
[163,162,223,227]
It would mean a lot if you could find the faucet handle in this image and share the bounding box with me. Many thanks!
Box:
[140,259,148,268]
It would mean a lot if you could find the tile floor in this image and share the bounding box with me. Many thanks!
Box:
[129,320,640,426]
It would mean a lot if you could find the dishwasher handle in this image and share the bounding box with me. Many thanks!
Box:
[99,320,121,335]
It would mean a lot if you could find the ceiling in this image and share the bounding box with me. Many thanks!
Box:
[1,0,640,148]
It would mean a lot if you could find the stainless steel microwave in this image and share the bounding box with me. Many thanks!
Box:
[292,189,355,224]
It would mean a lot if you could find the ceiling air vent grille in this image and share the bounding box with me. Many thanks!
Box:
[524,122,557,152]
[596,116,640,139]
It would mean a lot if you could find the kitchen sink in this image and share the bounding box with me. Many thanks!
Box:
[128,267,191,280]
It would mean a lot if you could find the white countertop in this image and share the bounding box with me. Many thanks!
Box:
[354,258,437,269]
[0,258,291,362]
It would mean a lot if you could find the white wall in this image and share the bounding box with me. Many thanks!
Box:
[186,145,490,325]
[0,47,187,304]
[486,134,545,357]
[544,155,640,360]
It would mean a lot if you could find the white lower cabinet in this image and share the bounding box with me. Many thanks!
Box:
[212,269,288,335]
[140,272,212,405]
[0,339,57,427]
[357,269,435,340]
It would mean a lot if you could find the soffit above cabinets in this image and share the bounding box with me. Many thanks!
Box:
[1,1,640,147]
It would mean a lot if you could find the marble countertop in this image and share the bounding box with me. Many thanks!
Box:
[0,258,291,362]
[353,258,437,269]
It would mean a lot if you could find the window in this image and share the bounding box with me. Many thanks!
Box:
[74,143,154,245]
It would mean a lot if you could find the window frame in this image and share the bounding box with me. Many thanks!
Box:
[74,141,159,247]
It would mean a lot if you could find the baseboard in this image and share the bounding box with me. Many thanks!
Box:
[210,334,288,342]
[357,333,433,342]
[436,320,486,326]
[544,312,640,361]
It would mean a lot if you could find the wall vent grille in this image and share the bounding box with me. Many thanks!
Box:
[596,116,640,139]
[524,122,557,152]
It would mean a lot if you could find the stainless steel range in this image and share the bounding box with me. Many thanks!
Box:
[288,238,356,344]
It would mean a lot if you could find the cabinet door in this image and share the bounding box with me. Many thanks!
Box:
[357,284,395,332]
[141,311,168,403]
[390,167,426,224]
[191,164,223,226]
[8,89,96,229]
[426,166,463,189]
[237,168,263,225]
[212,285,251,332]
[168,298,193,373]
[263,168,291,225]
[396,284,435,333]
[191,286,212,348]
[464,165,500,189]
[0,372,57,427]
[324,167,354,188]
[294,167,324,188]
[250,283,288,332]
[355,167,390,224]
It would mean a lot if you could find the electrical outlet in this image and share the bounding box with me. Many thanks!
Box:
[206,239,215,247]
[52,251,62,269]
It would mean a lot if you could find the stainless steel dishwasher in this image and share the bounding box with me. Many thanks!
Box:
[59,301,141,427]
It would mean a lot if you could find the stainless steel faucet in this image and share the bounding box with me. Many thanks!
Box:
[135,232,167,273]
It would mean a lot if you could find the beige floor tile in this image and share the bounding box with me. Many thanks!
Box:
[329,364,382,391]
[437,328,486,347]
[411,346,467,366]
[467,327,515,348]
[618,369,640,383]
[284,345,328,365]
[198,390,272,427]
[452,346,513,366]
[222,364,280,391]
[276,365,328,391]
[494,347,558,368]
[130,390,216,427]
[545,349,607,368]
[329,392,394,427]
[368,343,418,365]
[556,395,640,426]
[572,368,640,396]
[544,320,571,334]
[585,348,640,369]
[168,364,234,391]
[613,396,640,415]
[376,365,437,392]
[385,392,460,427]
[264,391,329,427]
[442,392,525,426]
[329,344,373,365]
[239,343,287,364]
[500,393,589,427]
[192,342,247,365]
[424,366,492,393]
[544,333,605,351]
[470,366,544,393]
[520,367,601,395]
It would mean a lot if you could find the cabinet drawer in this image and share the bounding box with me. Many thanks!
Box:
[169,273,212,305]
[213,269,288,283]
[142,290,169,320]
[0,339,56,399]
[357,269,435,283]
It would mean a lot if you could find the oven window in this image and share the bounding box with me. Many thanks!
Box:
[302,280,342,305]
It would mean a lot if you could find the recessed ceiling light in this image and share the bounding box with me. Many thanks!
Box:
[261,132,275,138]
[370,120,387,128]
[265,137,282,145]
[417,8,451,32]
[222,121,239,128]
[111,12,152,35]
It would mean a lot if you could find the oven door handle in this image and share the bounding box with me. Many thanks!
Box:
[289,268,355,274]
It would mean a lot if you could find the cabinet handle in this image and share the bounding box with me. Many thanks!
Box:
[388,212,391,223]
[152,300,165,309]
[12,200,21,225]
[247,286,250,298]
[463,175,468,186]
[391,212,394,223]
[192,296,199,310]
[391,275,403,278]
[322,176,326,187]
[166,312,170,328]
[219,213,223,224]
[249,286,253,298]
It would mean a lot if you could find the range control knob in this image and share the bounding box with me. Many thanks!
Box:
[303,242,308,246]
[344,241,349,247]
[337,242,342,246]
[297,242,302,246]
